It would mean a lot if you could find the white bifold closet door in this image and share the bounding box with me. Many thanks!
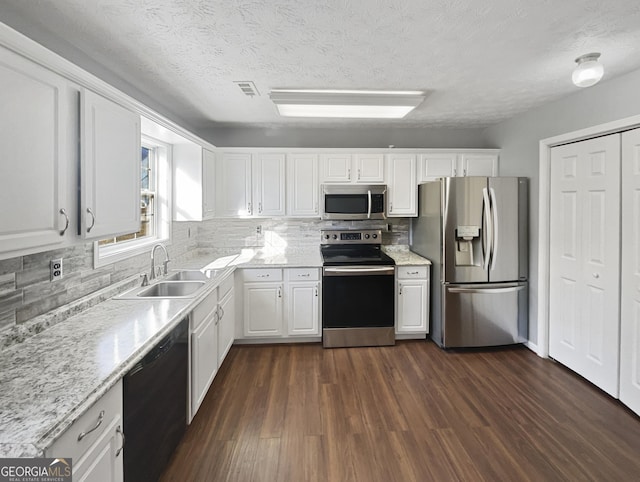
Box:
[549,133,620,397]
[621,127,640,414]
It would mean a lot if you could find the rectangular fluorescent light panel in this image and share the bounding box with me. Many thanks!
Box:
[269,89,425,119]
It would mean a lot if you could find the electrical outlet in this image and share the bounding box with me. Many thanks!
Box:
[50,258,63,281]
[256,225,262,235]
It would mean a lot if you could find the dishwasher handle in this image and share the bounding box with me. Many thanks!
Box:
[127,318,188,377]
[323,266,395,277]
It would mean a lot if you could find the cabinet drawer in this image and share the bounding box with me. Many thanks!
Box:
[286,268,320,281]
[46,379,122,462]
[193,288,219,329]
[242,268,283,282]
[218,273,234,298]
[397,266,428,279]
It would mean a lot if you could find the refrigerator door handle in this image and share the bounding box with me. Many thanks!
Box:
[489,187,499,271]
[448,285,526,294]
[482,187,492,270]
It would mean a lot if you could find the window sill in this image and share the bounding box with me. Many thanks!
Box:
[94,236,170,268]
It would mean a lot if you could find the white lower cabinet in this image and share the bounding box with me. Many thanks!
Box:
[190,273,235,420]
[396,266,430,336]
[286,268,320,336]
[217,275,235,365]
[191,308,219,418]
[46,380,124,482]
[243,268,284,337]
[240,268,321,339]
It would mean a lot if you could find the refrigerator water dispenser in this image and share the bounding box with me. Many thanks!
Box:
[455,225,480,266]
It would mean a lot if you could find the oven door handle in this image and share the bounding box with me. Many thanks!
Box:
[324,266,395,276]
[367,189,372,219]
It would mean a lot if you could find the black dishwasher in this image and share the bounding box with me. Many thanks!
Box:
[123,317,188,482]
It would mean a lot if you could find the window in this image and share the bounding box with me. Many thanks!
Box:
[94,135,171,267]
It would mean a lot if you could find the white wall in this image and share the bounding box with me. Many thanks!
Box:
[202,125,491,148]
[483,67,640,345]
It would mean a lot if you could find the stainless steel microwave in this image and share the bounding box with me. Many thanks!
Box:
[321,184,387,220]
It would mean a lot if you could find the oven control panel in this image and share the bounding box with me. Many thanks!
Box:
[321,229,382,245]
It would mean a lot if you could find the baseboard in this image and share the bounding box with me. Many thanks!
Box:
[525,340,539,354]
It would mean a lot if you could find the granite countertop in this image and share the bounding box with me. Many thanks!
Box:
[0,247,321,458]
[382,245,432,266]
[0,244,416,457]
[0,263,235,458]
[183,247,323,269]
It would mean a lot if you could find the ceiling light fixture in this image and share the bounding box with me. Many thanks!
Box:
[269,89,425,118]
[572,53,604,88]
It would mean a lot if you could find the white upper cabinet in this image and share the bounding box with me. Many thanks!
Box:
[418,152,458,180]
[321,153,385,184]
[216,152,285,217]
[80,89,141,239]
[202,149,216,219]
[321,153,352,183]
[386,153,417,217]
[173,144,215,221]
[253,153,286,216]
[287,153,319,217]
[0,46,74,257]
[355,154,385,183]
[418,151,499,182]
[459,152,499,177]
[215,152,252,217]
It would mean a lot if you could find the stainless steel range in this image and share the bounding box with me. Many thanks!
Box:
[321,229,395,348]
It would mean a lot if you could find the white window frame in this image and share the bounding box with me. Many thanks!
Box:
[94,135,172,267]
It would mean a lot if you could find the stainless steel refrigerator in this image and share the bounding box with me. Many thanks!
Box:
[410,177,528,348]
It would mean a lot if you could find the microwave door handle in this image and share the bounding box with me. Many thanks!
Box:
[367,189,372,219]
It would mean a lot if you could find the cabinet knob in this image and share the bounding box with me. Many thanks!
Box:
[593,273,600,279]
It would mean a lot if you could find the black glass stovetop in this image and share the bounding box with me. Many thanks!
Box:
[321,244,395,266]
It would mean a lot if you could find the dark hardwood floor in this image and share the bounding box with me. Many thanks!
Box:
[160,341,640,481]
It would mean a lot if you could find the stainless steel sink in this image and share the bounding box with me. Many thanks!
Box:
[203,269,224,278]
[165,269,225,281]
[165,270,209,281]
[137,281,205,297]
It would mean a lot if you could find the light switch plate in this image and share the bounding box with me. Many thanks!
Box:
[50,258,63,281]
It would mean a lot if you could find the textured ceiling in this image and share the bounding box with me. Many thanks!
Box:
[2,0,640,129]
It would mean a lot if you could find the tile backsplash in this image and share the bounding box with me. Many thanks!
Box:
[0,222,198,342]
[0,217,410,344]
[197,217,409,251]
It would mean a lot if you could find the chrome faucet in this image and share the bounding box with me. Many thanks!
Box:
[150,243,170,280]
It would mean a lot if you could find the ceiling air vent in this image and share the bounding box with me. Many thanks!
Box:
[234,81,260,97]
